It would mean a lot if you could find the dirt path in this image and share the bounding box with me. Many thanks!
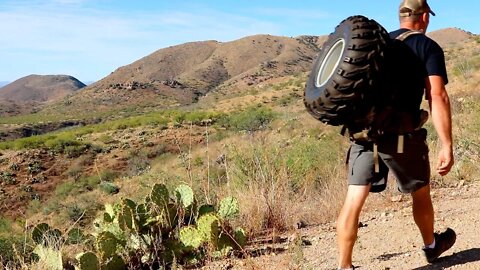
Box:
[204,181,480,269]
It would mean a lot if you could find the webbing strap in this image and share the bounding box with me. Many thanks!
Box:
[397,135,405,154]
[393,30,421,155]
[395,30,423,41]
[373,143,379,173]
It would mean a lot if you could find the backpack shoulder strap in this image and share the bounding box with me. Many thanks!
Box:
[395,30,423,41]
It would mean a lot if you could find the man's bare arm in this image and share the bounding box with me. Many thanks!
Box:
[426,75,453,176]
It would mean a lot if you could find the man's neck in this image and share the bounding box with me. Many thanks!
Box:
[400,22,425,33]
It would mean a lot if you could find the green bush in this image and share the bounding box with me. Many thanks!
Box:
[219,106,276,132]
[99,170,118,182]
[99,181,120,195]
[55,176,101,198]
[13,135,53,149]
[0,234,26,263]
[0,172,17,185]
[66,204,86,222]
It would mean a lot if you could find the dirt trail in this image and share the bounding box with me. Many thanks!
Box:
[205,181,480,269]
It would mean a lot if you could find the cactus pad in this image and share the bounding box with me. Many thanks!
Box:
[218,196,239,219]
[76,252,100,270]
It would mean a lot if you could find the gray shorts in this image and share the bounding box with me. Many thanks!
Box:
[348,128,430,193]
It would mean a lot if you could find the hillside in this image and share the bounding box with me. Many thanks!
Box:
[0,99,38,117]
[0,74,85,103]
[33,28,475,121]
[40,34,327,117]
[427,27,474,47]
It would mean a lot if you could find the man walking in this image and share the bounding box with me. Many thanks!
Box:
[336,1,455,269]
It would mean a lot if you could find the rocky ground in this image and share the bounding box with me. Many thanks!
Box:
[203,181,480,270]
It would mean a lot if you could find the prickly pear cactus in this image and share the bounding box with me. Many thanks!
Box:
[104,203,116,219]
[197,213,220,247]
[76,252,100,270]
[234,227,247,248]
[218,196,239,219]
[67,228,85,244]
[33,244,63,270]
[216,234,234,258]
[104,254,126,270]
[179,226,204,250]
[31,223,51,245]
[175,184,194,208]
[134,203,150,232]
[198,204,215,217]
[118,199,136,231]
[150,183,169,207]
[96,231,118,260]
[102,203,119,223]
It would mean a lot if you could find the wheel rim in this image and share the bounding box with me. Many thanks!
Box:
[315,38,345,88]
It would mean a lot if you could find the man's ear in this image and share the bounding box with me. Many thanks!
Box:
[416,13,428,33]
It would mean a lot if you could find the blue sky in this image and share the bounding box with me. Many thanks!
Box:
[1,0,478,83]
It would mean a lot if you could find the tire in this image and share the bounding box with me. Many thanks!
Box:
[304,15,389,126]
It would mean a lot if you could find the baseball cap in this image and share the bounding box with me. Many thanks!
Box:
[399,0,436,17]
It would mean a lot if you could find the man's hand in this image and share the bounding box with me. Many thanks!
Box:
[436,145,454,176]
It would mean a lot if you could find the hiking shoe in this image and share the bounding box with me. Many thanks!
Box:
[423,228,456,263]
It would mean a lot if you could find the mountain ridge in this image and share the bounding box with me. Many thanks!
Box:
[3,28,474,119]
[40,34,327,117]
[0,74,86,103]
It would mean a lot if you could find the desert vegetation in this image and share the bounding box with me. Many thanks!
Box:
[0,32,478,269]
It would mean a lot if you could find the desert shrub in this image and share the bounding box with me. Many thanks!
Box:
[284,135,343,189]
[0,218,28,263]
[27,200,42,215]
[54,181,78,198]
[27,162,43,175]
[98,134,115,144]
[98,169,118,182]
[211,129,228,142]
[146,143,168,159]
[218,105,276,132]
[184,111,222,125]
[0,234,26,263]
[1,132,91,156]
[167,110,223,125]
[66,165,83,180]
[0,218,12,233]
[11,135,52,150]
[66,204,86,222]
[193,156,204,167]
[453,58,475,80]
[127,154,150,176]
[0,172,17,185]
[274,92,302,107]
[9,163,20,171]
[225,133,346,234]
[55,176,101,198]
[99,181,120,195]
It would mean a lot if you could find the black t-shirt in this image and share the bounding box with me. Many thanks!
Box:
[390,28,448,85]
[380,29,448,113]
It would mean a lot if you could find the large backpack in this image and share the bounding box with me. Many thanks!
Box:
[304,15,426,141]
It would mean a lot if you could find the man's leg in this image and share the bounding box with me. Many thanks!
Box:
[337,184,371,269]
[411,184,434,245]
